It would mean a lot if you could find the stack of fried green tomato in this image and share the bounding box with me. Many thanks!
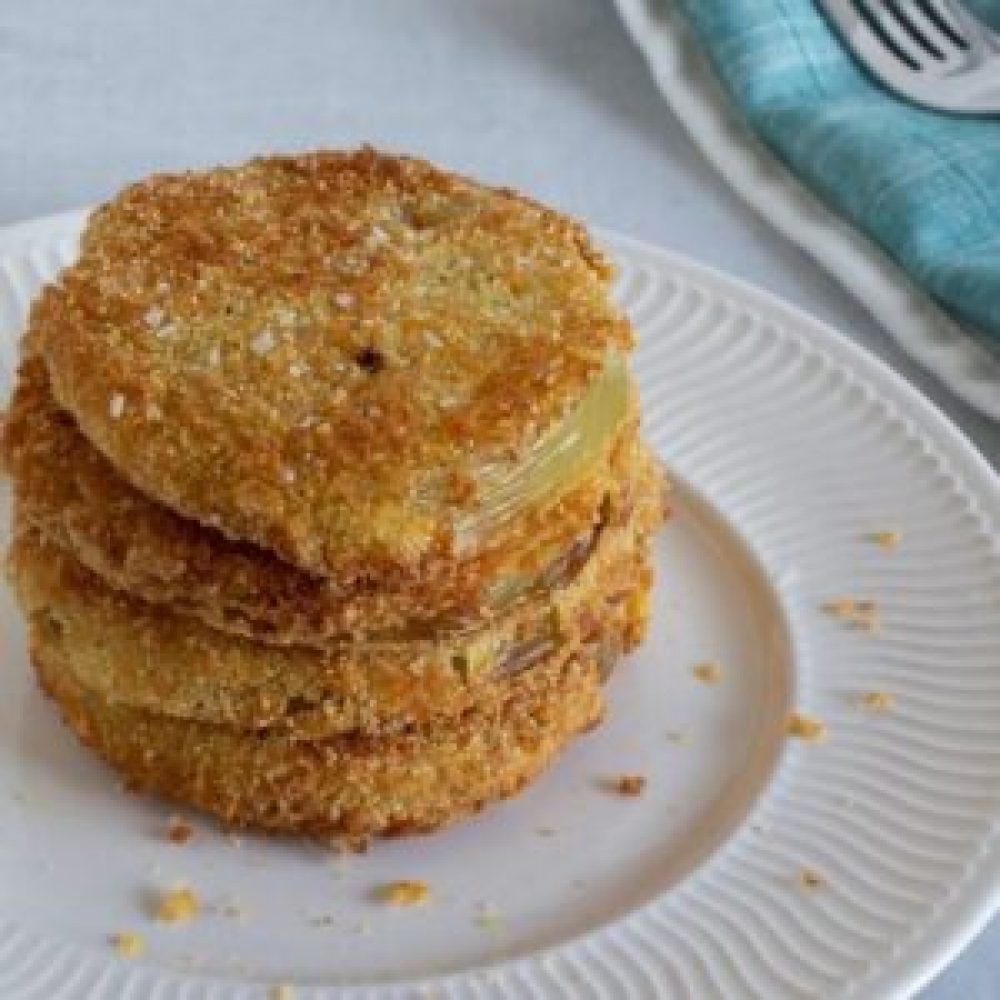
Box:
[5,149,667,842]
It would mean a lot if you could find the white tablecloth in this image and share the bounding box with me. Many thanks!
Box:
[4,1,997,994]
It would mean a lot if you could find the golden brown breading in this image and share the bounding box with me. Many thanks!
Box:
[7,149,670,842]
[34,646,605,840]
[5,358,649,644]
[11,464,658,736]
[31,148,633,579]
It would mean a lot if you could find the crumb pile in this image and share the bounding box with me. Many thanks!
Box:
[5,148,667,840]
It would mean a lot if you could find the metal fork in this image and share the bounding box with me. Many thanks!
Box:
[817,0,1000,112]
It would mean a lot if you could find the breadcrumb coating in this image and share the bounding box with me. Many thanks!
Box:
[34,645,609,839]
[8,149,667,842]
[10,449,661,736]
[4,357,650,643]
[31,148,633,577]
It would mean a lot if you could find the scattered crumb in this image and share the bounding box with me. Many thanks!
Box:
[155,886,200,924]
[108,392,126,419]
[850,600,879,631]
[665,730,690,745]
[823,597,858,617]
[166,816,194,844]
[377,880,431,906]
[821,597,880,632]
[270,985,295,1000]
[867,530,902,549]
[798,868,825,891]
[692,661,721,684]
[859,690,895,713]
[112,930,145,959]
[613,774,647,797]
[786,711,827,742]
[353,919,373,935]
[226,833,244,849]
[535,826,557,837]
[309,914,336,928]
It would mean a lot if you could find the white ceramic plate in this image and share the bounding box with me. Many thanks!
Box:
[613,0,1000,422]
[0,212,998,1000]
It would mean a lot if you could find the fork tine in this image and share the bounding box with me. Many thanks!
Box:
[856,0,934,68]
[819,0,1000,111]
[898,1,970,58]
[915,0,970,48]
[883,2,939,57]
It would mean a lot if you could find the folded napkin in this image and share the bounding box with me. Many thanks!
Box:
[671,0,1000,351]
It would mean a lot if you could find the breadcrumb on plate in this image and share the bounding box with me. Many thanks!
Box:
[692,661,721,684]
[859,690,894,713]
[821,597,880,632]
[166,816,194,844]
[378,880,431,905]
[155,886,200,924]
[112,930,144,959]
[867,530,902,549]
[798,868,825,890]
[614,774,646,796]
[786,712,827,742]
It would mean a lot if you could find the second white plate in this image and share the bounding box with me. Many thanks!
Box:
[614,0,1000,421]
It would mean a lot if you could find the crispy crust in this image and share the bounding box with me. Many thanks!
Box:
[12,490,655,736]
[5,357,650,644]
[31,148,634,578]
[34,646,605,839]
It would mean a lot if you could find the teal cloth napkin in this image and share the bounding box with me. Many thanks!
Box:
[675,0,1000,349]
